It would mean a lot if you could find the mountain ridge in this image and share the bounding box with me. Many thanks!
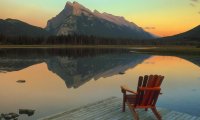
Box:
[46,1,155,39]
[161,25,200,41]
[0,18,49,36]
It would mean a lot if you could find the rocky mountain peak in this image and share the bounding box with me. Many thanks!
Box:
[64,1,92,16]
[93,10,100,14]
[46,1,155,39]
[65,1,73,6]
[63,1,139,29]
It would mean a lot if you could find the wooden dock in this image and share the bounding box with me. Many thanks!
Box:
[40,97,200,120]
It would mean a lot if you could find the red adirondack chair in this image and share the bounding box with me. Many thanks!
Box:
[121,75,164,120]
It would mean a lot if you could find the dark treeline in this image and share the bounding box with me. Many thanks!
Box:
[0,34,199,46]
[0,48,129,58]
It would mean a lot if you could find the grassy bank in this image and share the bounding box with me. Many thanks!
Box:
[130,46,200,55]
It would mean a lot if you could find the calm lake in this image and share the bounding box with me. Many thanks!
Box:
[0,48,200,120]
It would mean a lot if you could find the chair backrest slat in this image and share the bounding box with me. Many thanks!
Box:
[135,76,144,106]
[139,75,149,105]
[135,75,164,108]
[141,75,157,106]
[152,90,161,106]
[146,75,161,105]
[137,76,143,91]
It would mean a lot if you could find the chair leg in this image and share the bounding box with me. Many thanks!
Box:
[127,102,139,120]
[151,108,162,120]
[122,94,126,112]
[132,109,139,120]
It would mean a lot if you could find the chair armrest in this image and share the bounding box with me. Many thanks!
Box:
[121,85,137,94]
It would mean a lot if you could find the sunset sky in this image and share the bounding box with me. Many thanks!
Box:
[0,0,200,37]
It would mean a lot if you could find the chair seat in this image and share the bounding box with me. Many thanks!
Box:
[126,94,136,105]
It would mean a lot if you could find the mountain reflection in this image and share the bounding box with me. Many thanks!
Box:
[0,48,150,88]
[1,48,199,88]
[180,55,200,67]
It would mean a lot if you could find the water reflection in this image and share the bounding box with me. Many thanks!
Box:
[0,48,200,119]
[0,48,150,88]
[180,55,200,67]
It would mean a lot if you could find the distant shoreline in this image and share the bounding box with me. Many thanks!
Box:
[0,45,138,49]
[0,45,199,54]
[0,45,156,49]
